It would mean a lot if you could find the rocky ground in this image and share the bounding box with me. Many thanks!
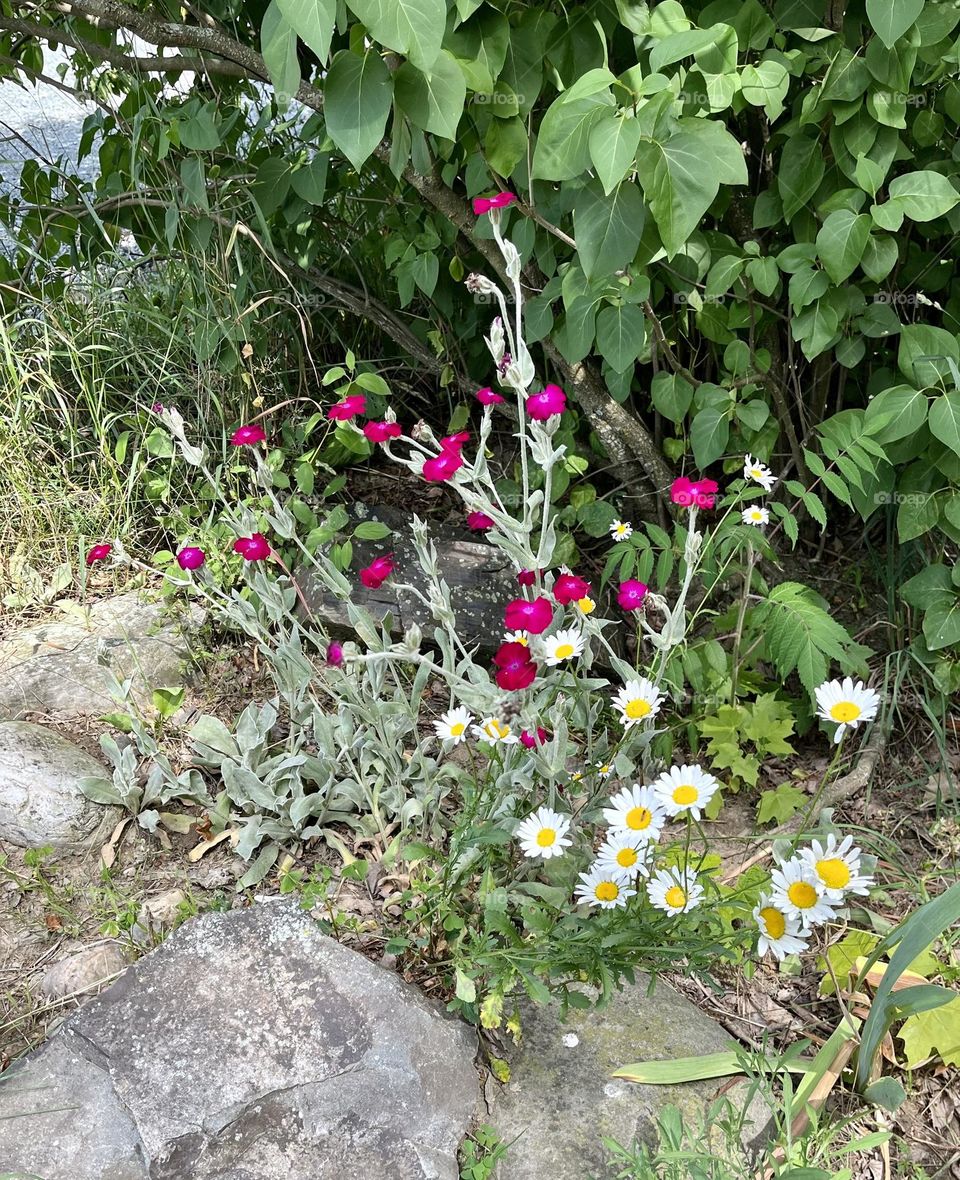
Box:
[0,588,957,1178]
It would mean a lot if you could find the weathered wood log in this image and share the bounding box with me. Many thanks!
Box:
[296,504,518,652]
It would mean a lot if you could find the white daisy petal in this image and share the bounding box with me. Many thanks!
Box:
[609,519,634,541]
[601,784,666,843]
[651,764,720,821]
[594,832,651,878]
[433,706,473,745]
[741,506,770,527]
[646,867,704,915]
[799,834,873,899]
[516,805,572,860]
[813,678,880,743]
[612,678,662,729]
[743,454,778,492]
[574,864,636,909]
[542,627,586,666]
[753,894,809,961]
[770,856,839,928]
[472,717,520,745]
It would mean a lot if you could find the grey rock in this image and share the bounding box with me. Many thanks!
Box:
[0,900,480,1179]
[0,592,203,721]
[39,943,129,999]
[0,721,120,847]
[488,977,771,1179]
[298,503,519,654]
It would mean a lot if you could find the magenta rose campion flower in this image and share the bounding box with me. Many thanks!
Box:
[327,395,366,421]
[230,424,266,446]
[440,431,470,452]
[553,573,591,605]
[472,192,517,216]
[525,384,566,421]
[517,568,537,587]
[618,579,648,611]
[467,511,494,532]
[671,476,719,509]
[176,546,206,571]
[233,533,271,561]
[493,641,536,691]
[363,421,402,444]
[476,387,504,406]
[359,554,394,589]
[520,726,549,748]
[504,596,553,635]
[326,641,344,667]
[422,451,463,482]
[85,543,112,565]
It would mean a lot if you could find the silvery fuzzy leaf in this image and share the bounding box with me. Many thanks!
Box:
[137,809,160,832]
[502,239,521,282]
[141,762,166,809]
[264,506,296,539]
[515,339,536,388]
[189,715,240,763]
[234,814,264,860]
[222,761,282,811]
[237,841,279,886]
[78,776,123,806]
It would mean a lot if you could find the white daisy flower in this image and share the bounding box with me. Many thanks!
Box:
[770,857,839,928]
[503,629,529,646]
[612,678,662,729]
[799,834,874,899]
[753,894,809,961]
[433,706,473,745]
[610,519,634,541]
[743,454,777,492]
[542,628,586,666]
[602,784,665,843]
[472,717,520,745]
[647,867,704,915]
[569,770,584,784]
[576,596,596,615]
[515,805,572,860]
[814,678,880,743]
[574,865,636,909]
[594,760,614,779]
[742,506,770,527]
[595,833,650,878]
[652,764,720,821]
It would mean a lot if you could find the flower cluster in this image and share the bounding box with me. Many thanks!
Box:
[755,835,873,960]
[514,765,722,916]
[741,454,778,528]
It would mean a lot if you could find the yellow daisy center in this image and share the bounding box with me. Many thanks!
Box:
[536,828,556,848]
[595,881,619,902]
[625,806,652,831]
[750,510,763,520]
[787,881,818,910]
[450,722,465,737]
[751,468,763,478]
[816,858,851,890]
[577,597,595,614]
[829,701,861,723]
[616,847,638,868]
[598,765,610,775]
[515,635,529,646]
[554,643,575,660]
[673,784,698,806]
[571,772,583,782]
[664,886,686,909]
[760,906,785,939]
[486,720,508,739]
[625,698,651,719]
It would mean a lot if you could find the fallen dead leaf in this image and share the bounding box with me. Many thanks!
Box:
[187,829,236,862]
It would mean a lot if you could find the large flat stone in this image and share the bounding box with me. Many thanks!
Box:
[0,592,203,721]
[489,977,770,1179]
[298,503,518,653]
[0,720,119,847]
[0,900,480,1179]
